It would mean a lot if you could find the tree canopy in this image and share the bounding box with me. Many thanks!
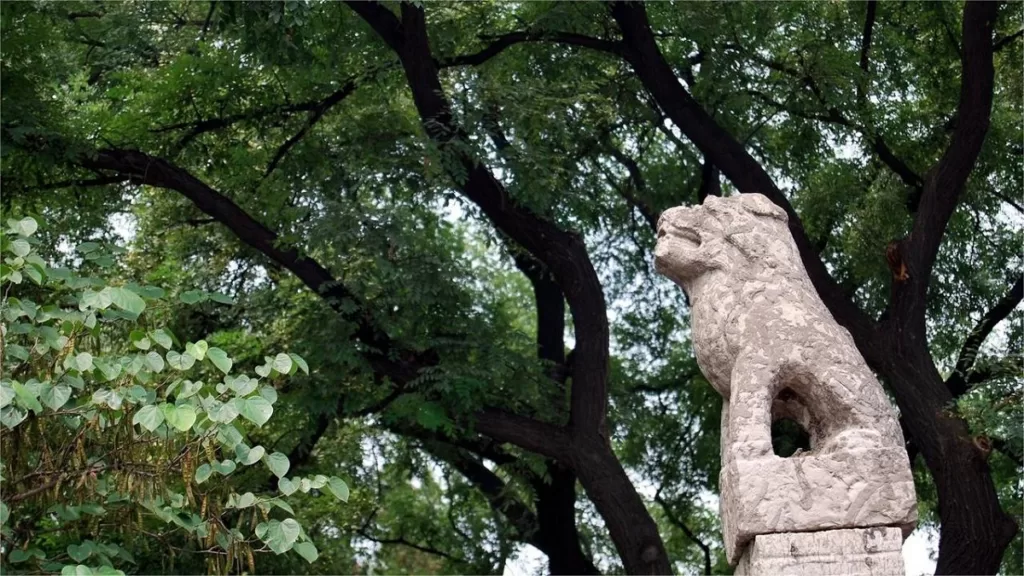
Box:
[2,1,1022,575]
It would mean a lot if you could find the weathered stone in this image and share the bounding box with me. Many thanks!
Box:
[735,527,906,576]
[654,194,917,564]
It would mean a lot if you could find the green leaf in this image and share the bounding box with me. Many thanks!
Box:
[130,330,151,350]
[149,329,173,350]
[212,459,237,476]
[179,290,207,304]
[11,217,38,236]
[41,384,71,410]
[166,350,196,371]
[132,405,164,432]
[241,396,273,427]
[92,358,122,381]
[206,347,232,374]
[278,477,298,496]
[108,287,146,317]
[264,451,290,478]
[145,351,165,373]
[259,386,278,404]
[209,292,235,305]
[272,353,293,375]
[195,464,213,484]
[10,238,30,257]
[0,384,12,409]
[67,542,94,563]
[161,404,196,432]
[74,352,94,372]
[288,353,309,374]
[236,444,266,466]
[293,542,319,564]
[76,242,100,253]
[263,518,301,554]
[326,477,350,502]
[80,289,111,310]
[185,340,208,361]
[12,381,43,413]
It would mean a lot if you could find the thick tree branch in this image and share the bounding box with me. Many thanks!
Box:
[473,409,571,461]
[857,0,878,104]
[422,442,539,542]
[349,1,612,437]
[904,2,998,284]
[607,1,878,351]
[946,273,1023,397]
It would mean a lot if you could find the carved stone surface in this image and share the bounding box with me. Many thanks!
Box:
[735,527,906,576]
[654,194,916,564]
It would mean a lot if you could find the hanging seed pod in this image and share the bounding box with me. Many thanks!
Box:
[246,544,256,574]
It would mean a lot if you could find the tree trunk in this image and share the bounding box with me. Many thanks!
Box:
[571,433,672,575]
[534,462,601,575]
[880,332,1018,575]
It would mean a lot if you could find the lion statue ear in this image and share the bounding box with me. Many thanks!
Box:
[738,193,788,222]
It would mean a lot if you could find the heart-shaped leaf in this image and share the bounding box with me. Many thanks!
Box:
[235,492,256,509]
[241,396,273,427]
[161,404,196,432]
[74,352,94,372]
[41,384,71,411]
[132,405,164,432]
[206,347,232,375]
[166,350,196,371]
[148,329,173,350]
[144,351,165,373]
[67,542,94,563]
[212,459,237,476]
[272,353,293,375]
[326,477,350,502]
[185,340,208,361]
[278,477,298,496]
[195,463,213,484]
[108,287,146,317]
[240,445,265,466]
[264,451,290,478]
[227,375,257,397]
[288,353,309,375]
[293,542,318,564]
[254,363,271,377]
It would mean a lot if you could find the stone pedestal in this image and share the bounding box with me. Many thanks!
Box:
[735,527,906,576]
[719,446,917,563]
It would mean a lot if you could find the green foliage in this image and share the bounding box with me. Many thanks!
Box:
[0,218,348,574]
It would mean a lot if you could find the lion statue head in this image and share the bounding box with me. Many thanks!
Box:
[654,194,800,294]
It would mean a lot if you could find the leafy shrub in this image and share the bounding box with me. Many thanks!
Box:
[0,217,347,575]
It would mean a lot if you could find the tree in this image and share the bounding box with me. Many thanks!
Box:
[3,1,1021,574]
[0,217,347,574]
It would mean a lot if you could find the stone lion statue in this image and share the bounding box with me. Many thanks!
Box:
[654,194,916,563]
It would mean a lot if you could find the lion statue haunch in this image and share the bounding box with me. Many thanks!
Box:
[655,194,916,565]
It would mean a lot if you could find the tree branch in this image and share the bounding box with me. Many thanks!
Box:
[654,493,713,576]
[857,0,878,103]
[358,529,467,564]
[421,441,539,542]
[894,1,998,321]
[993,28,1023,52]
[473,409,571,461]
[263,79,358,178]
[439,30,624,67]
[946,273,1023,397]
[606,0,878,350]
[349,1,612,437]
